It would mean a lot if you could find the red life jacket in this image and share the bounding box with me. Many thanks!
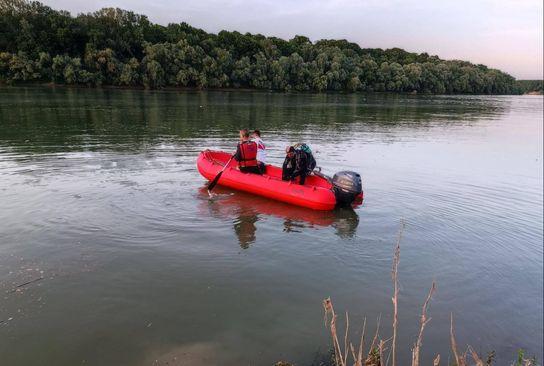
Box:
[238,141,258,168]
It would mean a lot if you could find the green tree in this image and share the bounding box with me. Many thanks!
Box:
[0,0,522,94]
[119,57,140,85]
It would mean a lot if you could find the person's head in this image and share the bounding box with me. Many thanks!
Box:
[286,146,295,157]
[239,128,250,141]
[252,129,261,138]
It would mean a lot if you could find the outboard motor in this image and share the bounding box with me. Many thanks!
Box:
[332,171,363,207]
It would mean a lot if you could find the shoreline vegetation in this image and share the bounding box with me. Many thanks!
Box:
[1,1,542,95]
[276,223,539,366]
[1,81,543,95]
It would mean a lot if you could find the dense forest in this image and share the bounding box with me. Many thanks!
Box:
[0,0,538,94]
[515,80,543,94]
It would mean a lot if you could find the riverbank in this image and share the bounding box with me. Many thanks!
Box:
[1,81,540,96]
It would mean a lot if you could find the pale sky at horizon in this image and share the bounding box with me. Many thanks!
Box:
[42,0,543,79]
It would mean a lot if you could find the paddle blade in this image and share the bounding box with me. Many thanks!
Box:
[207,171,223,192]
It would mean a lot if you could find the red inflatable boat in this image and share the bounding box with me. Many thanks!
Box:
[197,150,363,211]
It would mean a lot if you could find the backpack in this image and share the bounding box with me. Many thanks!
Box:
[294,143,316,172]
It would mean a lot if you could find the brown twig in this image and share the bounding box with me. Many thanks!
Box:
[356,317,366,366]
[379,339,387,366]
[450,313,467,366]
[350,342,357,364]
[323,297,345,366]
[391,219,404,366]
[468,345,485,366]
[324,298,330,327]
[320,228,492,366]
[344,311,349,366]
[369,313,381,356]
[411,281,437,366]
[332,315,343,364]
[348,316,368,366]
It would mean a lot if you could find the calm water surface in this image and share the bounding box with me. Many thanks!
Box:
[0,88,542,365]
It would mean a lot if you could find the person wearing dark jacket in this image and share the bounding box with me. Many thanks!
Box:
[282,146,296,181]
[282,145,309,184]
[233,129,261,174]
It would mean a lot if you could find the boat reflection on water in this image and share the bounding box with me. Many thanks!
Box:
[198,186,360,248]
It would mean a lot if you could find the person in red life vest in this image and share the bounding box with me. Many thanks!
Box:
[233,129,261,174]
[251,129,266,174]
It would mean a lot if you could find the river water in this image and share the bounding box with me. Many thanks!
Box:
[0,87,542,365]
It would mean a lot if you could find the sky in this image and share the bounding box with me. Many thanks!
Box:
[42,0,543,79]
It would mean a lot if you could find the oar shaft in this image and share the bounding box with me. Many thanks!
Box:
[208,155,234,191]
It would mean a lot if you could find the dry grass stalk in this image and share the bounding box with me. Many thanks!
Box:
[411,281,437,366]
[324,299,376,366]
[350,343,357,364]
[324,298,384,366]
[321,226,495,366]
[368,314,381,358]
[391,219,404,366]
[323,297,345,366]
[378,339,386,366]
[350,317,366,366]
[450,314,467,366]
[344,311,349,366]
[357,317,366,365]
[468,346,485,366]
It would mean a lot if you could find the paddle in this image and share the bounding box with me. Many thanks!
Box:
[208,155,234,192]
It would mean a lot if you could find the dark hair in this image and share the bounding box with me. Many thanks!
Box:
[240,128,250,138]
[253,129,261,137]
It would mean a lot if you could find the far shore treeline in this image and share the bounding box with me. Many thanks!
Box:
[0,1,542,94]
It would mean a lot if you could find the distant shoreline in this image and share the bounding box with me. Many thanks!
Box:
[1,82,542,96]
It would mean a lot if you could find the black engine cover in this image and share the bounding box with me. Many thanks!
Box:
[332,171,362,206]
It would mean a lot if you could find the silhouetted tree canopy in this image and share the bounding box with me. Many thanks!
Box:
[0,0,529,94]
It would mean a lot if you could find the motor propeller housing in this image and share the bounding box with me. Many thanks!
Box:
[332,171,363,206]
